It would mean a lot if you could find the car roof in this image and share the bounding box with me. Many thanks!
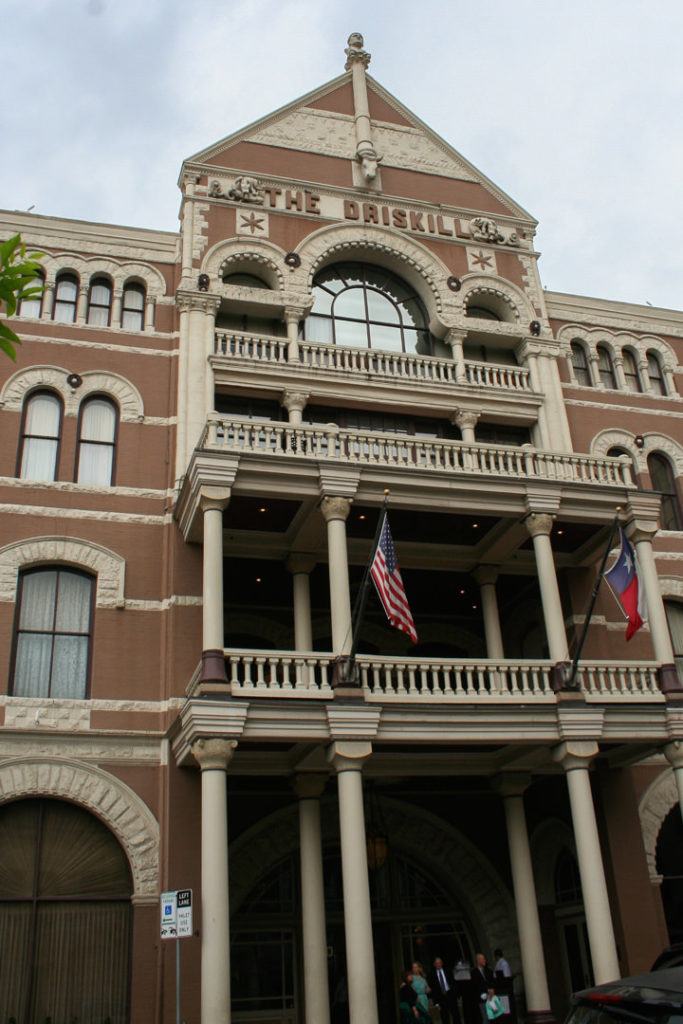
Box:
[575,967,683,1005]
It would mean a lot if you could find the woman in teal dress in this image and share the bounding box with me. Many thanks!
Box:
[411,961,431,1021]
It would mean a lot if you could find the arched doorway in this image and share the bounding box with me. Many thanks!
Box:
[230,847,477,1024]
[0,797,133,1023]
[656,804,683,943]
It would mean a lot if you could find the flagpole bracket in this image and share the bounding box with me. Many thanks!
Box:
[550,661,582,694]
[331,655,362,691]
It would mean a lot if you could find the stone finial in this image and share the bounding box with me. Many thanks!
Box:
[345,32,371,70]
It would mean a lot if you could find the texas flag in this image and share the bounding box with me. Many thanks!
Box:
[604,527,647,640]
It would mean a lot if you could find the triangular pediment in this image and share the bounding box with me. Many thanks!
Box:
[184,73,535,224]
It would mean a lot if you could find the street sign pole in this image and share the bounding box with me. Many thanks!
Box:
[176,937,181,1024]
[161,889,193,1024]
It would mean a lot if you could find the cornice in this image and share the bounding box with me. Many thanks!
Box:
[546,290,683,337]
[0,209,178,260]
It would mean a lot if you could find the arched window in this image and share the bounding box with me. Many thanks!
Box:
[665,601,683,687]
[596,344,616,388]
[305,263,436,355]
[52,273,79,323]
[570,341,592,387]
[17,270,45,318]
[223,272,270,289]
[10,567,94,698]
[17,390,62,481]
[648,452,682,530]
[86,276,112,326]
[76,396,118,485]
[607,446,636,483]
[121,282,146,330]
[0,798,132,1022]
[465,305,501,320]
[622,349,642,393]
[647,351,667,395]
[554,850,582,905]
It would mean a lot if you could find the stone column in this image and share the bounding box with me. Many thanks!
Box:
[145,294,155,331]
[284,307,302,361]
[204,295,221,410]
[320,497,353,657]
[287,553,315,651]
[201,488,230,684]
[43,283,55,320]
[344,35,379,183]
[494,775,553,1024]
[613,354,628,391]
[639,356,653,394]
[327,741,378,1024]
[445,328,468,382]
[453,409,479,445]
[192,737,237,1024]
[112,291,122,327]
[525,512,569,664]
[181,180,196,280]
[282,390,309,426]
[663,362,677,397]
[552,741,620,984]
[76,286,88,324]
[294,773,331,1024]
[626,516,681,692]
[473,566,504,658]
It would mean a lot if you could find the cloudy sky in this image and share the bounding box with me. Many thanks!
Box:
[3,0,682,311]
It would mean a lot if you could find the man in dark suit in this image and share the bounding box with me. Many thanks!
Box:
[429,956,460,1024]
[470,953,496,1023]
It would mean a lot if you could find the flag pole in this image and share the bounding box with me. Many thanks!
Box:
[565,507,622,689]
[342,490,390,684]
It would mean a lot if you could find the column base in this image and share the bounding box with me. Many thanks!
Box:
[524,1011,556,1024]
[658,663,683,693]
[550,661,581,694]
[331,655,361,690]
[199,648,229,685]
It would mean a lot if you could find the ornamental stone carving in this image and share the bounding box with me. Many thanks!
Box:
[469,216,521,247]
[320,496,351,523]
[0,756,160,896]
[0,536,125,608]
[639,768,678,882]
[344,32,371,70]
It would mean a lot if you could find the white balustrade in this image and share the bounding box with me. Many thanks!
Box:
[216,650,660,702]
[200,417,632,487]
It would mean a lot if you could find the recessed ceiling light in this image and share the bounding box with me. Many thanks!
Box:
[255,577,262,583]
[359,514,366,520]
[472,522,479,528]
[259,507,266,513]
[460,589,465,595]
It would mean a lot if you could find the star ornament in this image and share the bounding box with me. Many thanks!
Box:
[240,212,265,234]
[471,250,493,270]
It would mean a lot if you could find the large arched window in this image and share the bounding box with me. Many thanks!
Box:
[0,798,132,1022]
[10,567,95,699]
[76,396,118,485]
[647,351,667,396]
[665,601,683,687]
[17,389,62,481]
[52,273,79,323]
[17,270,45,318]
[86,276,112,326]
[570,341,592,387]
[622,349,642,393]
[121,281,146,330]
[305,263,436,355]
[648,452,682,530]
[596,344,616,388]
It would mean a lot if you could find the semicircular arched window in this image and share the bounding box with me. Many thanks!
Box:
[648,452,682,530]
[304,263,437,355]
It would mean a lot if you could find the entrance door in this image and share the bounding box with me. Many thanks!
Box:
[560,917,593,993]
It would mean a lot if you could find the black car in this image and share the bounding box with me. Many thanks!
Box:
[565,968,683,1024]
[652,948,683,972]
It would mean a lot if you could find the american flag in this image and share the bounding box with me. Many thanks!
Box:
[370,514,417,643]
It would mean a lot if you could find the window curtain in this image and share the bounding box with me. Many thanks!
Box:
[121,284,145,330]
[21,392,61,481]
[77,399,116,485]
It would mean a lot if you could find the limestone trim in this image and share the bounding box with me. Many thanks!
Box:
[638,768,678,882]
[0,756,160,896]
[201,237,286,292]
[591,428,683,477]
[0,364,145,421]
[39,252,166,297]
[659,577,683,601]
[557,325,678,390]
[0,535,125,608]
[459,275,534,324]
[228,795,519,969]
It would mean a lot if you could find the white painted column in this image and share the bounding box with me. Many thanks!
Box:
[320,497,353,657]
[525,512,569,663]
[204,296,221,411]
[287,553,315,651]
[282,390,309,427]
[201,489,230,684]
[473,566,504,658]
[626,519,680,691]
[327,741,379,1024]
[495,775,553,1022]
[453,409,479,445]
[295,773,331,1024]
[553,741,620,984]
[445,328,467,383]
[192,737,238,1024]
[284,308,301,361]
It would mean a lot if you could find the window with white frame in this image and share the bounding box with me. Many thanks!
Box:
[570,341,592,386]
[52,273,78,323]
[622,349,642,393]
[75,396,118,486]
[86,277,112,327]
[596,344,616,388]
[121,282,145,330]
[16,271,45,318]
[10,567,94,698]
[648,452,682,530]
[17,390,62,481]
[647,351,667,396]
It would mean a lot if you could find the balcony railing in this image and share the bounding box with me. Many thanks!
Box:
[201,417,632,487]
[208,650,661,702]
[214,330,532,392]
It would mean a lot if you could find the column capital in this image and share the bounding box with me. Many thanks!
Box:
[327,739,373,773]
[320,495,352,523]
[626,521,658,544]
[176,289,221,315]
[286,552,317,575]
[552,739,599,771]
[492,772,532,798]
[293,772,329,800]
[283,304,310,323]
[524,512,555,538]
[199,485,231,514]
[344,33,371,70]
[191,737,237,771]
[281,390,309,415]
[472,564,499,587]
[452,409,480,432]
